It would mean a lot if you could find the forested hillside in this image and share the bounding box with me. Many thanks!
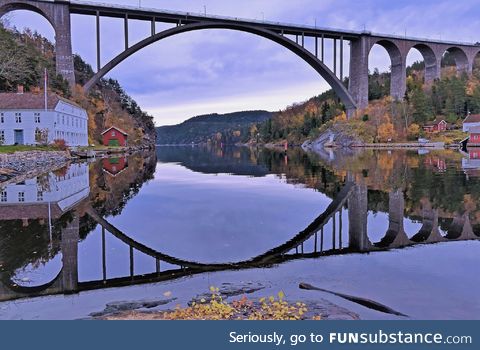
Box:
[156,110,272,144]
[253,53,480,145]
[0,22,156,146]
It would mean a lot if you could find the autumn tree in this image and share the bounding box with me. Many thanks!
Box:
[407,123,421,140]
[378,121,396,142]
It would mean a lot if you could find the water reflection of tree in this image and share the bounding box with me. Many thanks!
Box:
[0,213,72,282]
[75,152,158,241]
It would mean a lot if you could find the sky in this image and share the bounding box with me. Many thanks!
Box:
[4,0,480,126]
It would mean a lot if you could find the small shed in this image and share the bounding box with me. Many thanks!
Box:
[423,118,447,133]
[102,126,128,147]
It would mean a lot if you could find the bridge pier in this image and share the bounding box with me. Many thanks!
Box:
[0,0,75,88]
[349,36,370,111]
[61,213,79,293]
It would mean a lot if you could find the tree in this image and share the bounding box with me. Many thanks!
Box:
[407,124,421,140]
[410,87,431,124]
[378,122,396,142]
[35,128,49,145]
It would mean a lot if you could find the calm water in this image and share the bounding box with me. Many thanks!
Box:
[0,146,479,320]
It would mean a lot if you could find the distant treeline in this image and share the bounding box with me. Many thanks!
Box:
[156,110,273,145]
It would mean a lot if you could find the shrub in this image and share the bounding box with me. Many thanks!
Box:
[53,139,68,151]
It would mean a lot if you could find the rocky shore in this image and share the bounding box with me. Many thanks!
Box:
[0,151,71,186]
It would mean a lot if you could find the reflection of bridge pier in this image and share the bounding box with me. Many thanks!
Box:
[446,213,477,241]
[348,183,372,251]
[0,212,81,301]
[411,204,443,243]
[61,213,79,294]
[378,190,410,248]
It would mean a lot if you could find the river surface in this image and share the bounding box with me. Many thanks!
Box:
[0,146,479,320]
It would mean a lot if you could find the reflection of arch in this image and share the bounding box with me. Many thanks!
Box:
[408,44,439,82]
[444,47,470,74]
[84,21,357,112]
[86,182,355,270]
[1,270,62,295]
[369,40,405,100]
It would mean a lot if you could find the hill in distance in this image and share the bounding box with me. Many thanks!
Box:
[156,110,273,145]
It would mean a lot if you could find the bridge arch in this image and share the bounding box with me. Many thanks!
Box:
[368,39,406,100]
[406,44,439,83]
[442,46,470,75]
[84,21,357,112]
[0,1,54,28]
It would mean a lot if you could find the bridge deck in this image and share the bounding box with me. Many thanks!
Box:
[65,0,478,47]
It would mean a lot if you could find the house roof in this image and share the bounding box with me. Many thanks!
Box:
[424,117,447,127]
[101,126,128,136]
[464,114,480,124]
[0,92,82,110]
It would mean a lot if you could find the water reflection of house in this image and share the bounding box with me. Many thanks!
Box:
[0,163,90,221]
[462,149,480,178]
[102,157,128,177]
[424,155,447,172]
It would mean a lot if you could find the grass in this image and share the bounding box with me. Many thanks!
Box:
[0,145,60,154]
[428,130,468,145]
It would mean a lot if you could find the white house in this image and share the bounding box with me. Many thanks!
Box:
[463,114,480,132]
[0,90,88,146]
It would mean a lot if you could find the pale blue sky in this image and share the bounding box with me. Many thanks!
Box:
[4,0,480,125]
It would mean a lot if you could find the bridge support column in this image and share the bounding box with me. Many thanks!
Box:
[348,183,370,251]
[349,36,370,111]
[390,51,407,101]
[61,213,79,293]
[52,2,75,89]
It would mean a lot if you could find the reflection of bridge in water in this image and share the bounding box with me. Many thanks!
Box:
[1,182,479,302]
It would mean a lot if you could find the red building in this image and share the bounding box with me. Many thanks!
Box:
[423,118,448,133]
[469,126,480,146]
[102,126,128,147]
[102,157,128,176]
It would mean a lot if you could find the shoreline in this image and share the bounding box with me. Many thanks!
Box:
[0,150,72,186]
[0,145,155,186]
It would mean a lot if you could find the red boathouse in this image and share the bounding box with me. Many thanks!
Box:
[102,126,128,147]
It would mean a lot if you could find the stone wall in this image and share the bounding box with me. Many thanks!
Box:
[0,151,71,185]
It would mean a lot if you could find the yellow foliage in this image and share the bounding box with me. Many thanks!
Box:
[116,291,322,321]
[407,123,421,139]
[378,122,396,142]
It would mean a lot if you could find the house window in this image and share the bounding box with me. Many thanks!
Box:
[15,113,22,123]
[0,113,4,123]
[0,130,4,143]
[18,192,25,202]
[112,131,116,137]
[0,191,6,202]
[34,113,41,123]
[37,191,43,202]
